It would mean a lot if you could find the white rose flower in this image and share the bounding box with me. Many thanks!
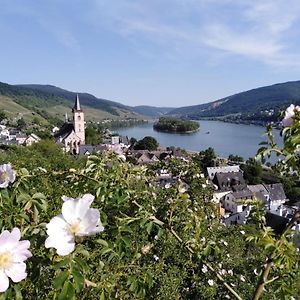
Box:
[165,183,171,189]
[178,184,187,194]
[0,228,32,292]
[45,194,104,256]
[282,104,300,127]
[240,275,245,282]
[0,164,16,188]
[201,264,208,273]
[208,279,214,286]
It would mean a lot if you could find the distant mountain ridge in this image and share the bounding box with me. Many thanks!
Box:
[0,82,143,124]
[17,84,131,116]
[168,81,300,121]
[17,84,174,118]
[133,105,174,117]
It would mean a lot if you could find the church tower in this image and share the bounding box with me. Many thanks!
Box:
[72,94,85,144]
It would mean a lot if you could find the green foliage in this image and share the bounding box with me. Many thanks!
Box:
[134,136,159,151]
[228,154,244,162]
[241,158,263,184]
[16,118,26,130]
[193,147,216,173]
[0,110,7,122]
[85,126,102,145]
[153,117,199,133]
[0,105,299,299]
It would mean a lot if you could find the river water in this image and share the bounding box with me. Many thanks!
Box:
[115,120,282,160]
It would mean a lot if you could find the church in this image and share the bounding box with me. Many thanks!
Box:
[54,94,85,154]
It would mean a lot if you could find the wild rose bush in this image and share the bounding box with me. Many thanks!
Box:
[0,104,299,299]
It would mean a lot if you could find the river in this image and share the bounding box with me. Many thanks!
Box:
[115,120,282,160]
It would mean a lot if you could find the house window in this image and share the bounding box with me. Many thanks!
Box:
[78,116,81,120]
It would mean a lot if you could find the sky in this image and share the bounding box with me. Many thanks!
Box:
[1,0,300,107]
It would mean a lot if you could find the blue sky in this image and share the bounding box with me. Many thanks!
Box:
[1,0,300,107]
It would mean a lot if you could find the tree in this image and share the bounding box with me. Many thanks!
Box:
[228,154,244,162]
[194,147,216,172]
[85,126,102,145]
[0,109,7,122]
[134,136,159,151]
[241,158,262,184]
[17,117,26,130]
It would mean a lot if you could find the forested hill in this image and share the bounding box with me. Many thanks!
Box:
[18,84,131,115]
[133,105,174,117]
[0,81,142,124]
[17,84,173,118]
[168,81,300,122]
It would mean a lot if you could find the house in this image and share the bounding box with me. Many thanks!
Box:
[135,151,159,165]
[222,189,254,225]
[24,134,41,146]
[79,145,94,156]
[111,135,120,145]
[120,136,130,147]
[222,188,254,214]
[15,133,27,145]
[207,165,241,180]
[212,171,246,192]
[248,183,287,211]
[264,183,287,211]
[54,95,85,154]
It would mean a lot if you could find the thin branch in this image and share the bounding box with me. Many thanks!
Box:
[251,210,300,300]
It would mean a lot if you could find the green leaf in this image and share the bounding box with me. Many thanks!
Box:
[96,239,108,247]
[73,257,88,272]
[53,258,69,270]
[72,269,84,292]
[100,291,105,300]
[13,285,23,300]
[53,271,69,290]
[58,281,75,300]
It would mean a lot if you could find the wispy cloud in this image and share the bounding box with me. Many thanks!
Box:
[90,0,300,67]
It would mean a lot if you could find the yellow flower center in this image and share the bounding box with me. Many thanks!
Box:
[0,252,12,269]
[68,222,81,235]
[0,172,8,182]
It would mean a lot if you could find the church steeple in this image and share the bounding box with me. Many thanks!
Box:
[72,94,85,145]
[73,94,81,111]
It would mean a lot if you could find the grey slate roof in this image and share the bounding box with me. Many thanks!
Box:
[213,171,246,191]
[231,188,254,200]
[248,184,269,203]
[79,145,94,155]
[54,123,74,140]
[264,183,287,201]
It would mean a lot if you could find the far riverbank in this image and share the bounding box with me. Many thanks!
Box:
[115,120,282,159]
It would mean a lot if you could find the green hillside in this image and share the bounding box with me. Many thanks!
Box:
[168,80,300,122]
[133,105,174,117]
[0,82,143,125]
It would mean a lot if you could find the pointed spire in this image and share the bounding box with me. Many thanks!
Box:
[73,94,81,111]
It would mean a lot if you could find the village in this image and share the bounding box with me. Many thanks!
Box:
[0,95,298,238]
[50,96,300,236]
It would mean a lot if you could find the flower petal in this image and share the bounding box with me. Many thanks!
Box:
[45,235,75,256]
[12,240,32,262]
[78,208,104,236]
[5,262,27,283]
[0,270,9,293]
[62,196,93,224]
[0,229,19,250]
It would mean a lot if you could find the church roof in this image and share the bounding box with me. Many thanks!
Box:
[54,123,74,140]
[73,94,82,111]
